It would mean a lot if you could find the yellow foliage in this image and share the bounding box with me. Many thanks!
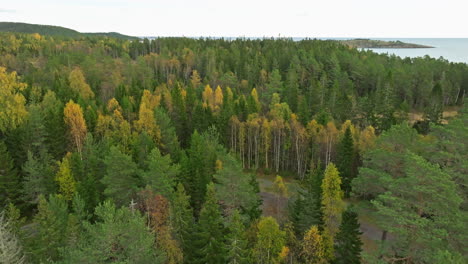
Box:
[301,226,326,264]
[273,175,288,198]
[278,246,290,260]
[359,125,377,152]
[134,102,161,143]
[215,159,223,171]
[69,67,94,100]
[190,70,201,88]
[55,153,76,201]
[214,85,223,106]
[106,98,122,113]
[63,100,87,154]
[321,163,344,237]
[0,67,28,132]
[140,89,161,110]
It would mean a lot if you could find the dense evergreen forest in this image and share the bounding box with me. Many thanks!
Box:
[0,32,467,263]
[0,22,138,40]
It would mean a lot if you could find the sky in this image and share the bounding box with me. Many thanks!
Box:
[1,0,466,38]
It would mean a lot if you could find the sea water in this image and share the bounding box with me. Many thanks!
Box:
[357,38,468,64]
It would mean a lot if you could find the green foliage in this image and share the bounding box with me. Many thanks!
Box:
[226,210,249,264]
[101,146,140,206]
[190,183,226,264]
[180,130,217,215]
[334,207,363,264]
[29,195,69,262]
[142,147,180,199]
[171,183,193,260]
[0,22,137,39]
[214,153,258,219]
[0,141,20,206]
[352,122,467,261]
[253,216,285,264]
[61,200,164,263]
[22,151,55,206]
[0,30,466,263]
[337,127,356,197]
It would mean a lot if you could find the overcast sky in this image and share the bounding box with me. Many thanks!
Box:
[1,0,466,38]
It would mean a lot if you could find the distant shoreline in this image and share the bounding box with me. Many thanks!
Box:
[340,38,434,49]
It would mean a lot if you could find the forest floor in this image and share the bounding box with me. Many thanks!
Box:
[256,173,387,252]
[408,107,460,124]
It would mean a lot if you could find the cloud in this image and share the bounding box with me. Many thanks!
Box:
[0,8,16,13]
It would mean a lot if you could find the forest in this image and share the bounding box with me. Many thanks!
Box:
[0,32,467,263]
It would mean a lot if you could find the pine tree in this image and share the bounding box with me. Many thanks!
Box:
[337,126,355,198]
[321,163,344,237]
[143,147,180,199]
[0,211,26,264]
[31,195,69,262]
[214,153,258,218]
[101,146,140,206]
[171,183,193,261]
[334,208,363,264]
[226,210,249,264]
[61,200,165,263]
[191,183,226,264]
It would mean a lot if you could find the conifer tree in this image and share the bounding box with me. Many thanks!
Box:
[226,210,249,264]
[171,183,193,260]
[214,153,258,217]
[334,208,363,264]
[22,151,55,206]
[0,211,25,264]
[337,126,355,197]
[143,147,180,199]
[291,164,323,235]
[101,146,140,206]
[191,182,226,264]
[62,200,164,263]
[0,141,20,206]
[31,195,69,262]
[181,130,216,214]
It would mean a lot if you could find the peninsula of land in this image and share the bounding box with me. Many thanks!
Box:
[341,38,434,49]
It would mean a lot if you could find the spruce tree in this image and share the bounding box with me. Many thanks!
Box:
[0,141,20,206]
[337,127,355,198]
[191,182,226,264]
[226,210,249,264]
[181,130,216,215]
[171,183,194,261]
[334,208,363,264]
[143,147,180,200]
